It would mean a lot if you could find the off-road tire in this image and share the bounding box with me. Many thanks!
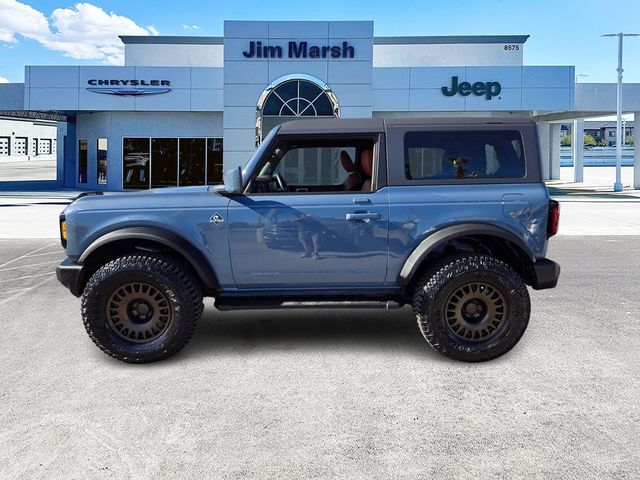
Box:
[413,254,530,362]
[81,253,203,363]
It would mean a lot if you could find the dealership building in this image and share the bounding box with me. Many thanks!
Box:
[0,20,639,190]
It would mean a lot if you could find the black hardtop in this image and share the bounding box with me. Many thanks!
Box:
[277,116,536,135]
[383,116,537,127]
[277,117,385,135]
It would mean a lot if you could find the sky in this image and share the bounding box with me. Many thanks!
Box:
[0,0,639,86]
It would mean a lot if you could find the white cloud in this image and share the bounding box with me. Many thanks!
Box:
[0,0,50,44]
[0,75,9,83]
[182,24,200,30]
[0,1,159,65]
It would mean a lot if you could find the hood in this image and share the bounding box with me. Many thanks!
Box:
[64,185,227,215]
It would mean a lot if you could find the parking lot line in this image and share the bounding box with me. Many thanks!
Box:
[0,275,56,306]
[0,271,55,283]
[0,241,59,269]
[0,260,60,272]
[21,250,64,258]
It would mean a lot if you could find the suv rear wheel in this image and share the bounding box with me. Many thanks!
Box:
[81,253,203,363]
[413,254,530,362]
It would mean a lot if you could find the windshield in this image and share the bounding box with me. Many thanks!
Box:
[241,127,279,185]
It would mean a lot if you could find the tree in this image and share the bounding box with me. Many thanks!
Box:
[561,134,571,146]
[584,134,597,146]
[626,135,634,146]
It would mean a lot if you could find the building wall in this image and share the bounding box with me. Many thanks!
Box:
[372,66,575,112]
[574,83,640,112]
[125,44,224,67]
[122,38,525,68]
[0,83,26,109]
[24,66,223,112]
[0,117,57,162]
[75,111,222,190]
[373,42,524,67]
[222,21,374,170]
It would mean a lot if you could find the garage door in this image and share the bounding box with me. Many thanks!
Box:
[38,139,52,155]
[14,137,27,155]
[0,137,9,156]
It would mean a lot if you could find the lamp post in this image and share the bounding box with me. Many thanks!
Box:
[601,33,640,192]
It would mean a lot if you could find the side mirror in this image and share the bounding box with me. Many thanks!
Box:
[218,167,243,195]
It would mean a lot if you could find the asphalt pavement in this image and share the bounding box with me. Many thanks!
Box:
[0,158,57,183]
[0,236,638,479]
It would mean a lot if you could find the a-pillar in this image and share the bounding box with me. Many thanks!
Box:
[635,112,640,189]
[549,124,561,180]
[538,123,551,180]
[572,119,584,182]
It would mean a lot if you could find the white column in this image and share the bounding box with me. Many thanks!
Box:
[572,119,584,182]
[635,112,640,189]
[549,124,561,180]
[538,123,551,180]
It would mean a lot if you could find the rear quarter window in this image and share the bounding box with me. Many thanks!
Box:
[404,130,526,181]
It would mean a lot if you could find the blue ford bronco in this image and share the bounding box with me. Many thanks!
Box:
[57,117,560,363]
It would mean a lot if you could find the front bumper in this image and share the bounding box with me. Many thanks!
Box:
[56,258,84,297]
[531,258,560,290]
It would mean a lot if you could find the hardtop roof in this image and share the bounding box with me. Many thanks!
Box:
[277,116,536,135]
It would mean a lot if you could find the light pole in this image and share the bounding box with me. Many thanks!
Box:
[601,33,640,192]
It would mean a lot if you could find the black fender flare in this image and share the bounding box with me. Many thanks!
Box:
[398,223,535,285]
[79,227,219,291]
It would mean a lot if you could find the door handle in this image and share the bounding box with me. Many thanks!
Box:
[346,212,381,221]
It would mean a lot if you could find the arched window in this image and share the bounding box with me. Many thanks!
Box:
[256,74,339,144]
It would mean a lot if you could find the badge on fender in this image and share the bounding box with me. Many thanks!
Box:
[210,212,224,224]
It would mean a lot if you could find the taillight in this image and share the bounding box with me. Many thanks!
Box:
[547,200,560,237]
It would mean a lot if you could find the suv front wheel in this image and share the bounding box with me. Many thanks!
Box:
[81,253,203,363]
[413,254,530,362]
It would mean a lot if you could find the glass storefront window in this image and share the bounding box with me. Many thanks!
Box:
[207,138,223,185]
[151,138,178,188]
[122,137,222,190]
[179,138,205,186]
[78,139,88,184]
[97,138,108,185]
[123,138,150,189]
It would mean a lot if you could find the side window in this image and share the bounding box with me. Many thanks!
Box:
[250,139,375,193]
[404,130,525,181]
[276,146,356,187]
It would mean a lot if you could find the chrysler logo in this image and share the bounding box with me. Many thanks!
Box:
[86,79,172,96]
[87,88,171,96]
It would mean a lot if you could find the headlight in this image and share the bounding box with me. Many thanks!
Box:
[59,215,67,247]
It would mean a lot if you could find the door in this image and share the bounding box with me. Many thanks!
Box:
[0,137,8,156]
[227,140,389,289]
[14,137,27,155]
[39,139,52,155]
